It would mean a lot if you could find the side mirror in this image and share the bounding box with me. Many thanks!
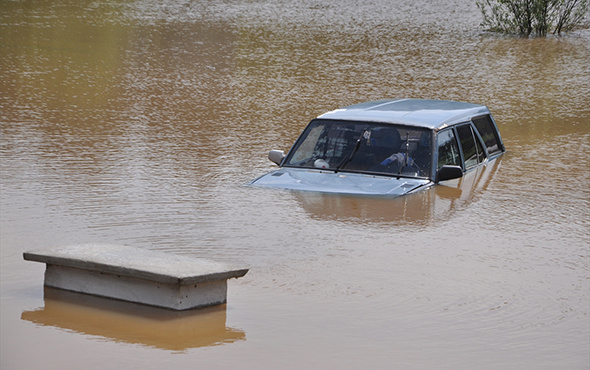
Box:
[268,150,286,166]
[436,165,463,183]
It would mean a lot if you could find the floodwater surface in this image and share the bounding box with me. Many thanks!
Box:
[1,0,589,369]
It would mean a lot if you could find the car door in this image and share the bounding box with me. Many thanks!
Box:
[436,128,461,170]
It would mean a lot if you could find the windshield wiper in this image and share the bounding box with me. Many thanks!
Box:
[335,129,367,173]
[397,132,410,176]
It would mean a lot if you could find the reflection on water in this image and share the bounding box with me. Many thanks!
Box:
[21,288,245,352]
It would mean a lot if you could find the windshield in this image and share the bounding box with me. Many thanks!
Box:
[284,119,432,178]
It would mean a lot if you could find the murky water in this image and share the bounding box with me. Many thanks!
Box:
[1,0,589,368]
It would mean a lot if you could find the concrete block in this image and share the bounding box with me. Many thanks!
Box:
[24,244,249,310]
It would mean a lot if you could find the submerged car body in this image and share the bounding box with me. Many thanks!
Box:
[250,98,505,196]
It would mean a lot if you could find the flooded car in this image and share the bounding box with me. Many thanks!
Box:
[250,98,505,196]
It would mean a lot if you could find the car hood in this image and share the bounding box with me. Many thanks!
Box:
[250,167,432,196]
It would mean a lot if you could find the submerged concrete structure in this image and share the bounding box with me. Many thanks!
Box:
[24,244,249,310]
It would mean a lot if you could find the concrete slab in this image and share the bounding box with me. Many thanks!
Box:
[24,244,249,310]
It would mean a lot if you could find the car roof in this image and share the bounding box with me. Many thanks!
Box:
[316,98,491,131]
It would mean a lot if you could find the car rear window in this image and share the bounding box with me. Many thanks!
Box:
[472,115,502,157]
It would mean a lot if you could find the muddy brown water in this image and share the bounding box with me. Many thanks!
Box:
[1,0,589,369]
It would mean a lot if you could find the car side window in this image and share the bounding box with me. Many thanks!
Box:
[437,129,461,169]
[472,115,502,157]
[456,124,485,170]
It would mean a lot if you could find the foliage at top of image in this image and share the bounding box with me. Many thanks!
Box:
[476,0,589,36]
